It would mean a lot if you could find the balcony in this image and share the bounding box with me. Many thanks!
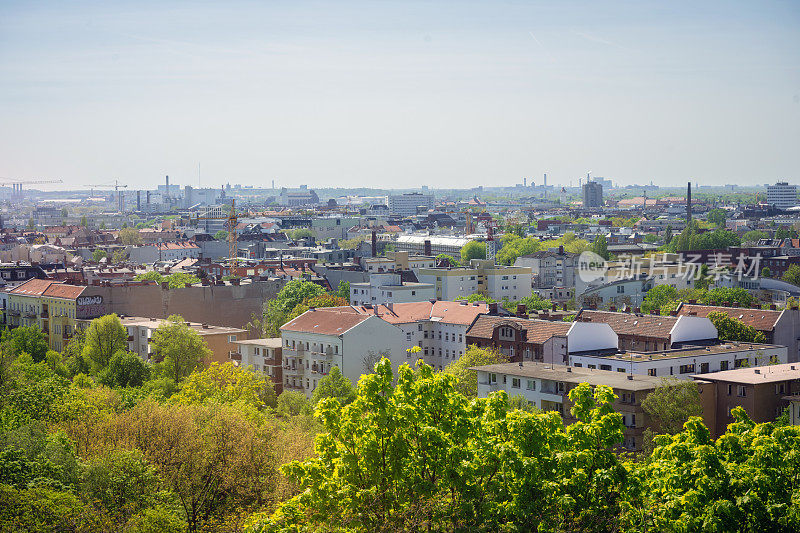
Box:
[284,382,305,391]
[7,309,19,316]
[40,311,49,318]
[283,365,305,376]
[229,351,242,362]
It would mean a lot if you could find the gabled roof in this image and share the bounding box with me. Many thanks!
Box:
[676,304,782,332]
[466,315,571,344]
[9,278,58,296]
[42,283,85,299]
[280,308,371,336]
[348,301,489,325]
[576,309,677,340]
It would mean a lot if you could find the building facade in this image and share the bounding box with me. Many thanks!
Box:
[418,259,532,302]
[388,192,435,216]
[349,272,434,306]
[767,182,798,210]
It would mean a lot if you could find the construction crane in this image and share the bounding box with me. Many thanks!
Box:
[0,178,64,200]
[193,199,241,268]
[85,180,128,211]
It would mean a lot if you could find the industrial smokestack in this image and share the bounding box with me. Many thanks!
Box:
[371,230,377,257]
[165,175,170,203]
[146,190,151,206]
[137,190,141,211]
[543,173,547,187]
[687,181,692,223]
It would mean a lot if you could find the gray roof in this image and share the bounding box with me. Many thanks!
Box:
[471,362,664,391]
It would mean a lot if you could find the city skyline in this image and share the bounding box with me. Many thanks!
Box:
[1,0,799,190]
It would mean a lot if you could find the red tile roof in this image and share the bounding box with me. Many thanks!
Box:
[9,278,84,300]
[349,301,489,325]
[467,315,571,344]
[9,278,58,296]
[281,308,371,335]
[677,304,782,332]
[577,310,677,340]
[42,284,85,299]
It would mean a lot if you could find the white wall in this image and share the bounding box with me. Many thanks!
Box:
[567,322,618,354]
[670,316,718,344]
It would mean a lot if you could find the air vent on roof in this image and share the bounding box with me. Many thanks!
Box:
[627,375,633,380]
[754,369,761,374]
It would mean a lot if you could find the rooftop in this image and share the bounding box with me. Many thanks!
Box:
[471,362,663,391]
[117,316,246,335]
[677,303,783,331]
[281,307,372,335]
[349,300,489,325]
[599,342,782,362]
[233,337,283,348]
[467,315,571,344]
[577,310,678,340]
[692,363,800,384]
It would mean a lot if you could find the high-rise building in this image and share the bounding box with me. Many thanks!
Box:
[767,182,798,210]
[582,181,603,208]
[388,192,435,216]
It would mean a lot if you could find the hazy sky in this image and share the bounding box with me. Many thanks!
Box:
[1,1,799,191]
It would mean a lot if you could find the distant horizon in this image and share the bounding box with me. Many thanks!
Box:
[2,1,799,190]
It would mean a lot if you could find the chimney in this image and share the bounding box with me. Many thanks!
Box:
[634,307,641,313]
[516,304,527,318]
[650,309,659,315]
[552,303,557,311]
[770,304,777,310]
[424,239,432,256]
[489,302,498,315]
[609,305,617,312]
[371,230,377,257]
[136,190,141,211]
[686,181,692,223]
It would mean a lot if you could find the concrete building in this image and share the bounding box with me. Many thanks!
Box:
[676,303,800,363]
[393,234,472,259]
[569,342,788,379]
[577,277,655,309]
[388,192,435,216]
[767,182,798,210]
[230,337,284,394]
[514,247,578,288]
[349,272,434,307]
[128,241,201,264]
[582,181,603,208]
[280,307,407,397]
[361,251,437,274]
[693,363,800,438]
[115,316,248,366]
[473,362,662,451]
[418,259,532,302]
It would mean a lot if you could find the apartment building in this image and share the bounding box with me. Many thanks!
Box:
[569,342,788,379]
[349,272,434,306]
[361,251,437,274]
[350,300,489,371]
[767,182,798,210]
[582,181,603,208]
[388,192,435,216]
[693,363,800,438]
[514,247,578,288]
[128,241,201,264]
[230,338,283,394]
[7,279,97,352]
[473,362,661,451]
[393,234,471,259]
[676,303,800,363]
[418,259,532,302]
[114,316,248,365]
[280,307,407,397]
[467,317,618,364]
[575,310,718,352]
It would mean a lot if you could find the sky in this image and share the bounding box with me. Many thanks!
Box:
[1,0,799,191]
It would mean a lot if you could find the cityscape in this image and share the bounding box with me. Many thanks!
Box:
[1,1,799,532]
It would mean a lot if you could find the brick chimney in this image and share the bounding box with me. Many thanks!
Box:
[489,302,498,315]
[424,239,432,256]
[516,304,527,318]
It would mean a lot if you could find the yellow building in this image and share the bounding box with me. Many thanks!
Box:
[7,279,86,352]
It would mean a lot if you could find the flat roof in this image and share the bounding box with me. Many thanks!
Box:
[691,363,800,384]
[593,342,783,362]
[471,362,663,391]
[116,316,246,335]
[234,337,282,347]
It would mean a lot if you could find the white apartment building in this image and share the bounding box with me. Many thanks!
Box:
[767,182,798,210]
[388,192,435,216]
[514,247,578,288]
[418,259,532,302]
[350,272,434,306]
[569,342,788,379]
[231,337,283,389]
[361,251,437,275]
[280,307,407,397]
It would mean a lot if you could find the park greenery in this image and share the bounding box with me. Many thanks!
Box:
[0,309,798,532]
[662,220,741,252]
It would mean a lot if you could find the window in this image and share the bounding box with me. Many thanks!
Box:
[557,382,565,392]
[737,385,747,397]
[647,368,657,376]
[727,384,733,396]
[734,358,748,368]
[527,379,536,390]
[720,360,729,371]
[512,378,520,388]
[679,364,695,374]
[776,383,786,395]
[418,324,423,331]
[490,373,497,383]
[617,285,625,294]
[600,364,611,371]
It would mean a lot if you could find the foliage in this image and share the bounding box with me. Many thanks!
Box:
[707,311,767,343]
[111,249,129,263]
[335,280,350,302]
[442,346,507,398]
[701,287,757,307]
[133,271,201,289]
[310,367,356,407]
[435,253,459,267]
[641,285,678,314]
[2,326,49,363]
[640,378,703,452]
[782,264,800,287]
[706,208,728,227]
[338,235,366,249]
[82,314,128,371]
[512,293,553,312]
[214,230,229,241]
[92,249,108,262]
[118,227,143,245]
[150,315,211,383]
[250,360,628,532]
[592,234,610,260]
[97,350,151,388]
[743,230,768,243]
[494,233,590,266]
[761,267,772,278]
[455,293,497,304]
[287,228,315,241]
[662,220,741,252]
[276,391,312,417]
[286,293,349,323]
[172,362,277,410]
[460,240,486,262]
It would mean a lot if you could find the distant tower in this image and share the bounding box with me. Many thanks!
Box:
[165,175,170,205]
[523,177,527,187]
[543,173,547,187]
[687,182,692,223]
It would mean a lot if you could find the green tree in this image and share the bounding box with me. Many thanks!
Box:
[592,234,609,260]
[743,230,768,243]
[663,225,673,245]
[92,249,108,262]
[640,285,677,314]
[701,287,757,307]
[310,366,356,406]
[118,227,143,245]
[80,215,88,227]
[707,311,767,343]
[460,240,486,262]
[82,314,128,371]
[442,345,507,398]
[150,315,211,383]
[276,390,312,417]
[782,264,800,287]
[214,230,229,241]
[171,362,276,410]
[435,253,459,267]
[287,228,314,241]
[2,326,49,363]
[97,350,151,388]
[706,208,727,227]
[640,378,703,453]
[111,249,129,264]
[335,280,350,302]
[761,266,772,278]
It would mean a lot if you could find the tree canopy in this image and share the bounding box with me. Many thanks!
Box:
[150,315,212,382]
[460,240,486,263]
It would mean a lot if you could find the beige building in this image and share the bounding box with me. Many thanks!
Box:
[231,338,283,394]
[418,259,532,302]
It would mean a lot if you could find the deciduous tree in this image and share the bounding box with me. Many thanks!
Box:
[150,315,211,383]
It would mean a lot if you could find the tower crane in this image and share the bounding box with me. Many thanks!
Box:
[0,178,64,200]
[193,199,241,269]
[84,180,128,211]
